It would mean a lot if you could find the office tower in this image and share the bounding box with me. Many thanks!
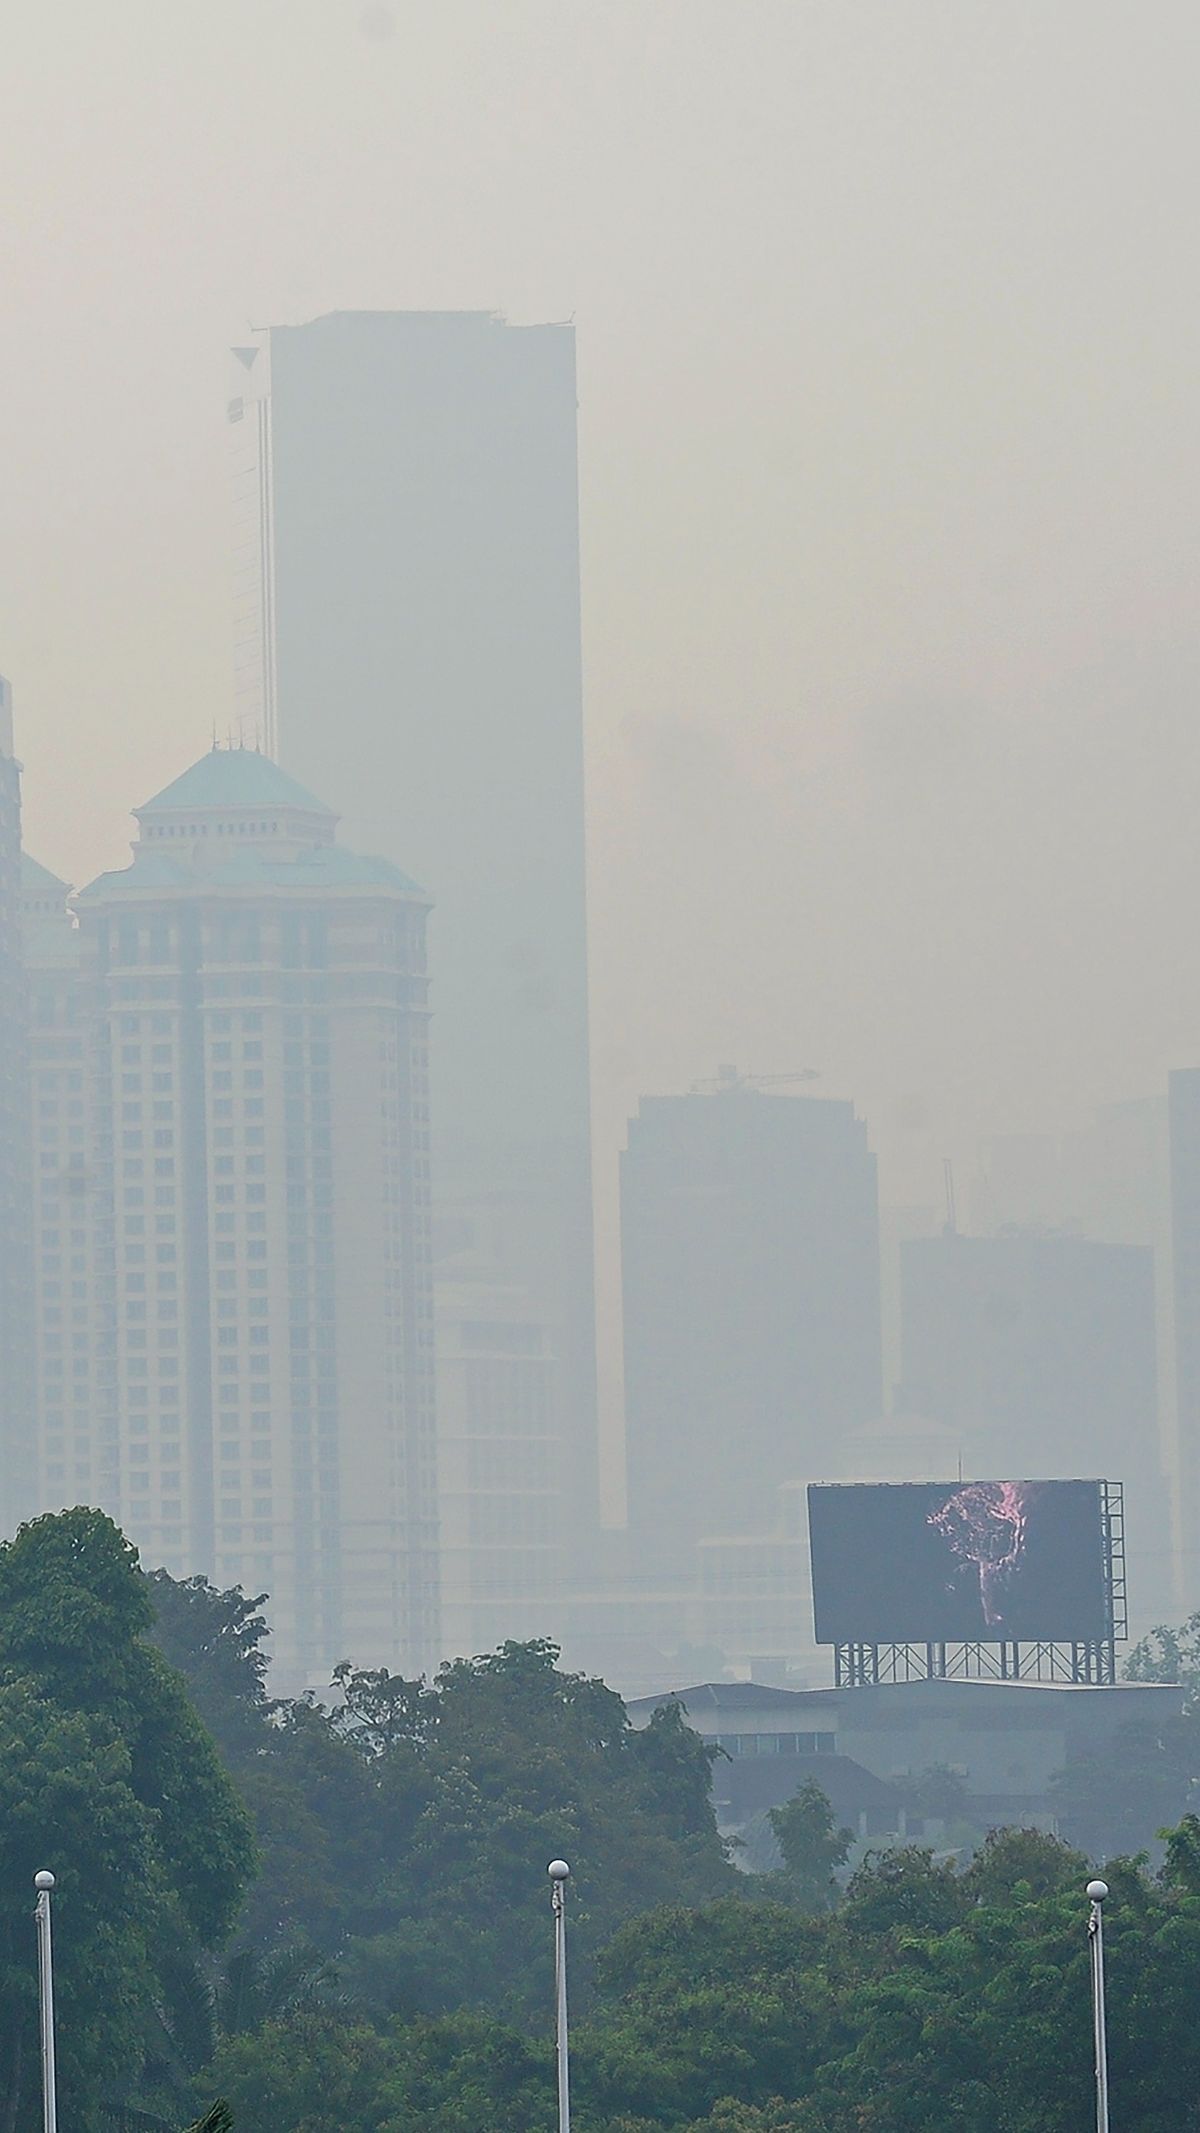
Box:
[0,680,36,1532]
[244,311,598,1619]
[899,1229,1170,1624]
[621,1083,883,1587]
[23,855,105,1518]
[1170,1069,1200,1599]
[66,746,437,1682]
[435,1243,559,1657]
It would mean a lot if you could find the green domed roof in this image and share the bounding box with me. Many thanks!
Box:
[137,746,333,817]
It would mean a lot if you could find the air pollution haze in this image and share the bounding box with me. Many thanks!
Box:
[7,11,1200,2129]
[5,3,1200,1222]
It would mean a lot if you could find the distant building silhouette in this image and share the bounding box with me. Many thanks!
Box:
[621,1084,883,1589]
[899,1229,1170,1624]
[0,680,36,1529]
[1170,1068,1200,1603]
[244,309,598,1620]
[23,853,103,1524]
[27,747,439,1683]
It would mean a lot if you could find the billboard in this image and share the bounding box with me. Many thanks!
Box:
[808,1480,1109,1644]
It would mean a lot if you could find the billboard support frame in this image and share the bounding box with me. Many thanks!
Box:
[829,1481,1125,1689]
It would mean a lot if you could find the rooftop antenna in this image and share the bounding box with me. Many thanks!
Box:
[691,1066,820,1096]
[943,1159,958,1236]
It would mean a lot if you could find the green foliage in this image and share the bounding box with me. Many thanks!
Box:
[767,1780,852,1912]
[0,1681,158,2132]
[0,1511,257,2132]
[168,1626,735,2027]
[1126,1611,1200,1709]
[26,1524,1200,2133]
[146,1571,275,1765]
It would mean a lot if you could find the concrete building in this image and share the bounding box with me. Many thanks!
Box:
[243,312,599,1596]
[1170,1068,1200,1604]
[627,1676,1184,1848]
[0,680,36,1530]
[58,746,438,1683]
[435,1241,562,1660]
[899,1230,1170,1626]
[621,1084,883,1588]
[22,855,105,1521]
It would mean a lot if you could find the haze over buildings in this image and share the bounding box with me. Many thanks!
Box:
[253,310,599,1623]
[4,4,1200,1702]
[25,745,439,1684]
[0,679,35,1534]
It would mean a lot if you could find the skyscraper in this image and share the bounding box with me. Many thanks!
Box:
[23,854,104,1522]
[0,679,36,1531]
[899,1228,1170,1625]
[621,1083,883,1588]
[57,747,437,1682]
[247,312,599,1595]
[1170,1067,1200,1599]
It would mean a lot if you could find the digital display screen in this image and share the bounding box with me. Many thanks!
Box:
[808,1480,1109,1643]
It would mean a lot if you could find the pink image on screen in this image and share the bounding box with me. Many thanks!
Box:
[927,1480,1037,1627]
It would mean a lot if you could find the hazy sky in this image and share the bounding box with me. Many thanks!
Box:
[4,0,1200,1245]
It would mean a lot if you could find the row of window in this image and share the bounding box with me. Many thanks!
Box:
[713,1732,837,1757]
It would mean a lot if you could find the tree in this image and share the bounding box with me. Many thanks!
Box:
[767,1781,852,1912]
[1126,1612,1200,1710]
[0,1511,257,1946]
[146,1572,275,1767]
[0,1682,157,2133]
[0,1512,258,2132]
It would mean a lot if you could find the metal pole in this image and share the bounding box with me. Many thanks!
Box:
[34,1871,57,2133]
[1087,1878,1110,2133]
[548,1859,571,2133]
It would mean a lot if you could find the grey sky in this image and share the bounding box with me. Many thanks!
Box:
[3,0,1199,1258]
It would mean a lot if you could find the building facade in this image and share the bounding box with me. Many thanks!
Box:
[0,680,36,1531]
[23,854,105,1523]
[1170,1067,1200,1602]
[899,1229,1170,1627]
[45,746,439,1683]
[621,1085,883,1590]
[245,310,598,1610]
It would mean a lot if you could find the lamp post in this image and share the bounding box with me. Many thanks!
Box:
[34,1871,58,2133]
[1087,1878,1110,2133]
[548,1859,571,2133]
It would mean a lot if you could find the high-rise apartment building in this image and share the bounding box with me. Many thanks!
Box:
[899,1229,1170,1625]
[621,1084,883,1587]
[240,311,598,1611]
[23,855,104,1520]
[49,746,438,1682]
[0,679,36,1531]
[1170,1068,1200,1600]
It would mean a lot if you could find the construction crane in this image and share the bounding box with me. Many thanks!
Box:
[690,1064,820,1095]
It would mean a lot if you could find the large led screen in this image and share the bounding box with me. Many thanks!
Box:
[808,1480,1109,1644]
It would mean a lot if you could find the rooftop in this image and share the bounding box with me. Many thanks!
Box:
[137,746,333,818]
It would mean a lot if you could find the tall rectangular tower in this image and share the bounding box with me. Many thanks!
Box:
[621,1084,883,1587]
[23,857,106,1523]
[1170,1067,1200,1599]
[0,680,36,1533]
[899,1229,1169,1626]
[257,310,599,1593]
[72,748,438,1684]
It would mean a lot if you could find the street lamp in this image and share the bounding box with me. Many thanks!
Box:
[1087,1878,1110,2133]
[34,1870,58,2133]
[548,1859,571,2133]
